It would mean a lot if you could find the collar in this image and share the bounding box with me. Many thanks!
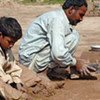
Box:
[60,7,70,25]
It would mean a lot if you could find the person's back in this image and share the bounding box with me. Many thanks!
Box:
[19,7,73,72]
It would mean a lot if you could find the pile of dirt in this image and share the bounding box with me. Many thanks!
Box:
[0,64,65,99]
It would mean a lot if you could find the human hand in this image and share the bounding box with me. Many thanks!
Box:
[76,59,96,76]
[16,83,27,92]
[78,64,96,76]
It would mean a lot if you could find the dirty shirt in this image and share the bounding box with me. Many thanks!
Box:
[0,47,22,83]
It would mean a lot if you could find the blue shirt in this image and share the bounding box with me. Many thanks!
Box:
[19,8,79,72]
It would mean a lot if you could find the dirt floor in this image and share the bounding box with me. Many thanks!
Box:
[0,1,100,100]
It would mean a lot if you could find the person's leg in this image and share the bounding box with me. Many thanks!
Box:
[28,46,51,72]
[46,30,80,81]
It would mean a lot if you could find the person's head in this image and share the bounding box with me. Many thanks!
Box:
[0,16,22,49]
[62,0,88,25]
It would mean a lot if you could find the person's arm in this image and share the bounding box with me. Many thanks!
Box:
[48,18,76,67]
[5,49,22,84]
[0,50,12,83]
[75,58,96,76]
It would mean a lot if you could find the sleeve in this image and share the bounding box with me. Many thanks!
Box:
[5,49,22,84]
[6,61,22,84]
[0,52,6,75]
[0,50,12,83]
[47,18,76,67]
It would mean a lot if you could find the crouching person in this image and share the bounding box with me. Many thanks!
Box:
[19,0,97,81]
[0,16,23,98]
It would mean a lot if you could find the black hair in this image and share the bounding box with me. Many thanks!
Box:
[0,16,22,41]
[62,0,88,10]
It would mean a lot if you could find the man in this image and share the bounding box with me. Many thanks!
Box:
[19,0,96,80]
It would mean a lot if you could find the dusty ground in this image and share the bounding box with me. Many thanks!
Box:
[0,1,100,100]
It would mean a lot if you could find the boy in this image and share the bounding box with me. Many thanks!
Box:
[0,16,23,90]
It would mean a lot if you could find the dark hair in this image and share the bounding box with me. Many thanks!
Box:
[0,16,22,41]
[62,0,88,10]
